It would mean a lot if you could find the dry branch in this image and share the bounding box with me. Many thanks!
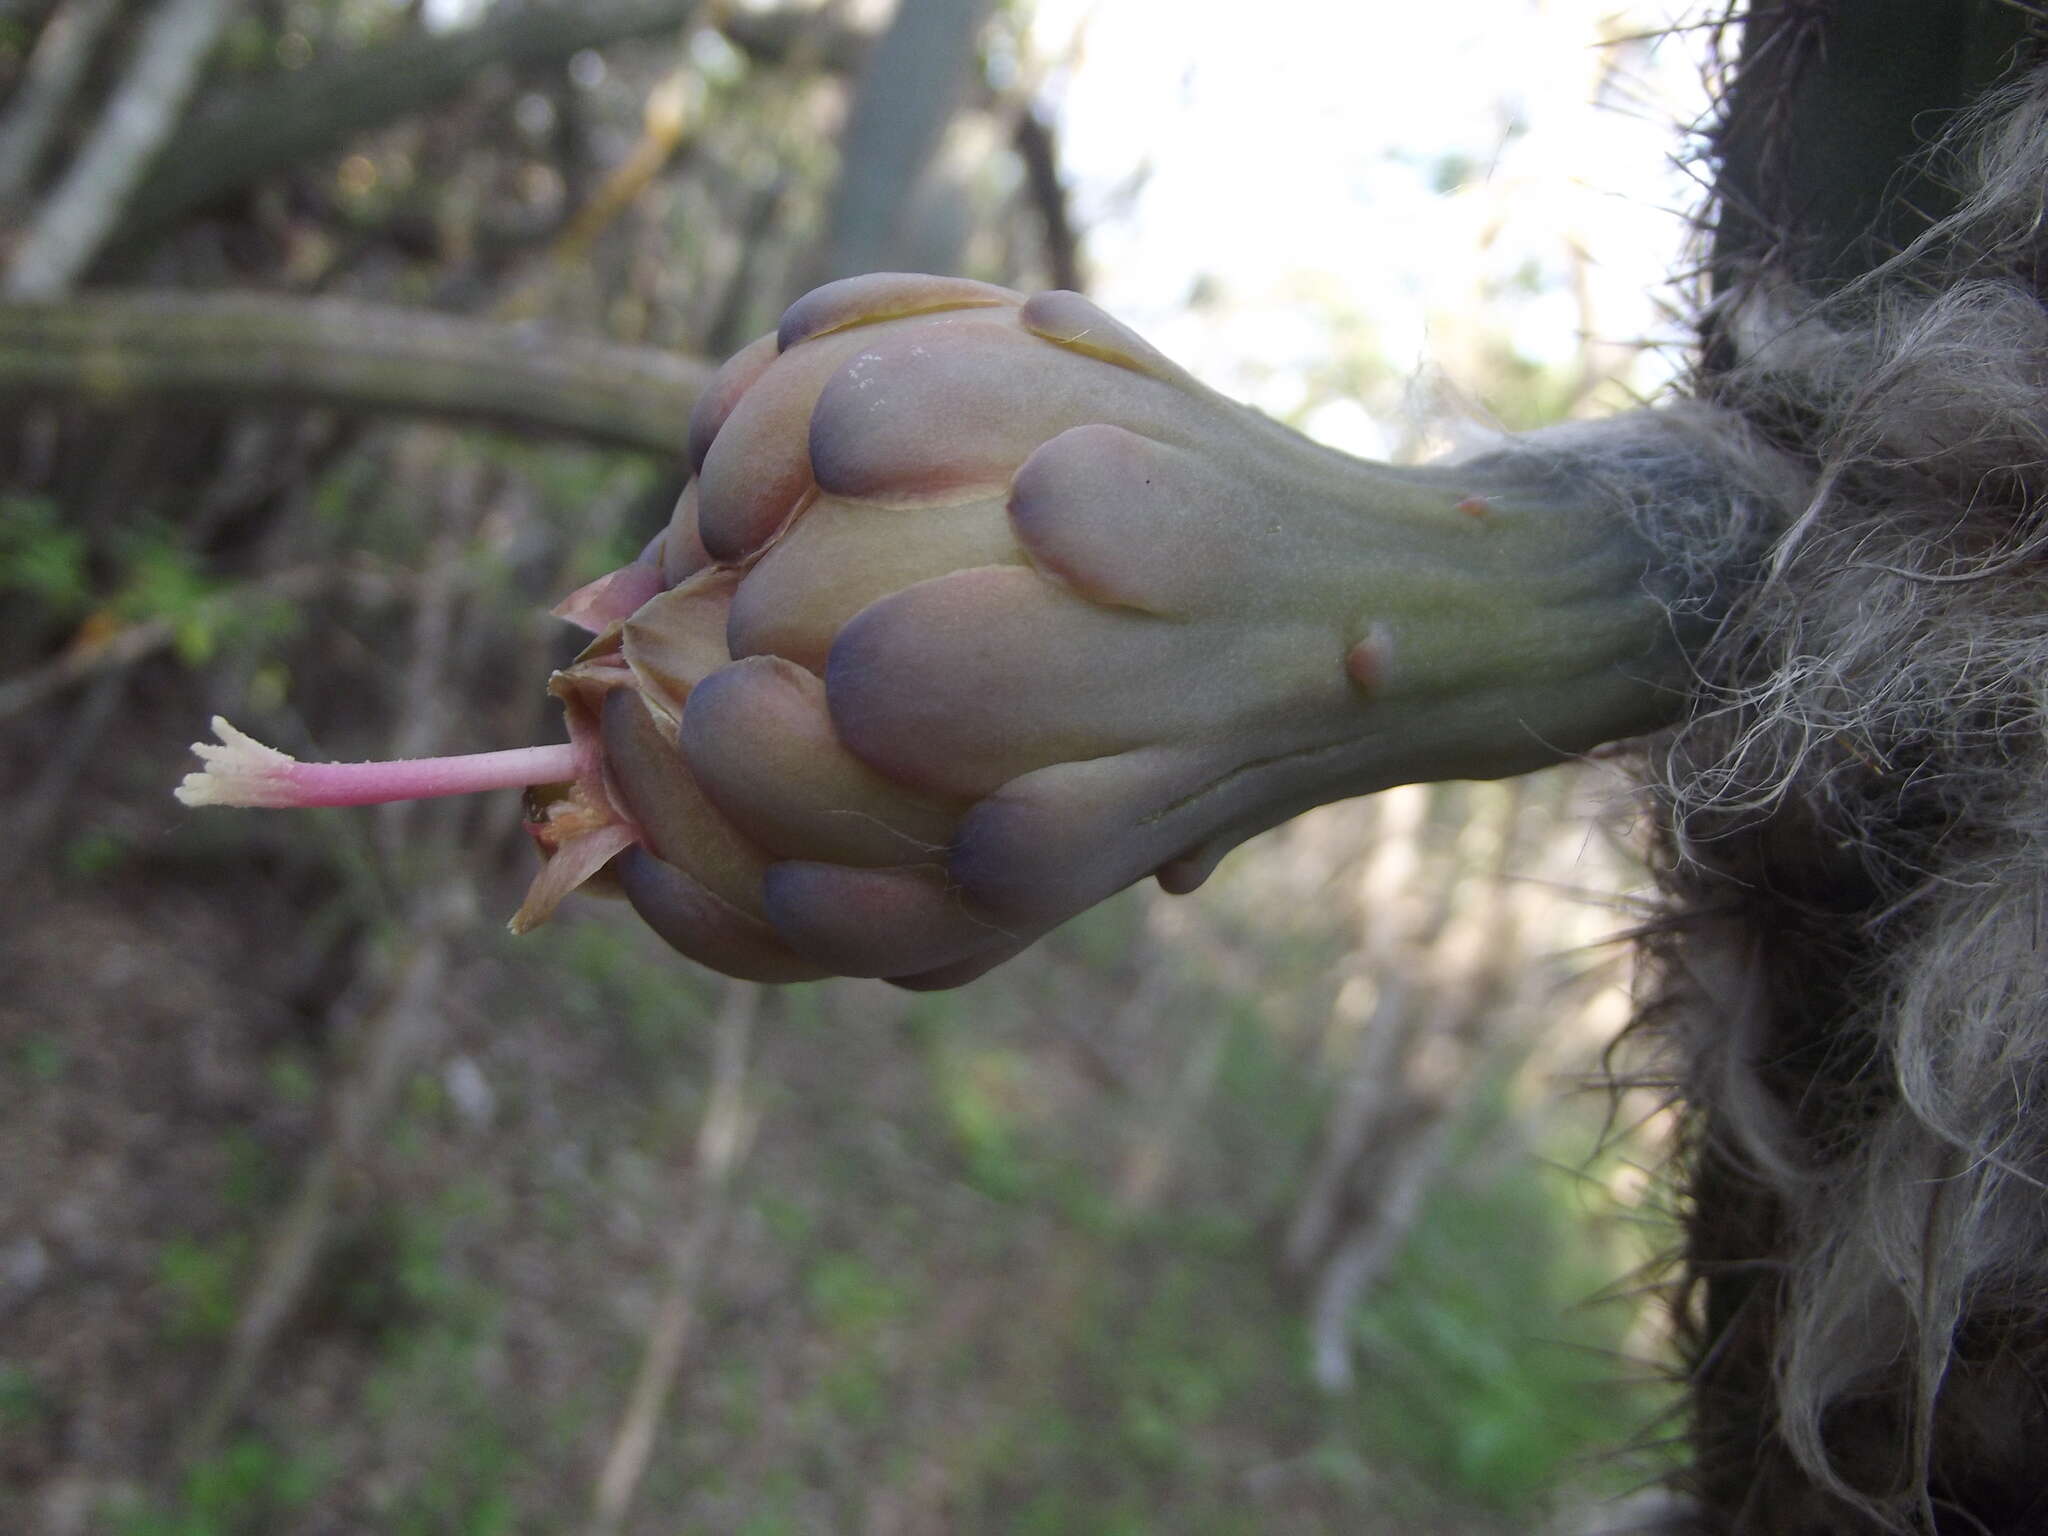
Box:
[1011,107,1082,292]
[4,0,238,296]
[1286,780,1543,1391]
[112,0,710,246]
[0,0,126,205]
[0,292,710,454]
[587,979,760,1536]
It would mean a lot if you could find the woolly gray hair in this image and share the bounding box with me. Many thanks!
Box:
[1633,64,2048,1533]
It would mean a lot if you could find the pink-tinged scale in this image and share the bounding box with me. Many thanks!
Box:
[660,480,713,585]
[822,565,1241,801]
[1016,290,1195,387]
[775,272,1020,351]
[694,324,881,562]
[598,687,775,917]
[945,747,1230,927]
[758,861,1012,979]
[724,490,1024,673]
[552,561,668,634]
[679,656,961,867]
[1007,424,1237,616]
[806,313,1193,504]
[686,331,779,474]
[619,567,742,719]
[613,847,829,984]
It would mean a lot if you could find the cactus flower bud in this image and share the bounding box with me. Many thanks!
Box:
[180,272,1712,987]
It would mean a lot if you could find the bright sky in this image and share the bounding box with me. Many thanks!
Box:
[1025,0,1715,455]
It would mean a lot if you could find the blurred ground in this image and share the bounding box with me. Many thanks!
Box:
[2,759,1677,1533]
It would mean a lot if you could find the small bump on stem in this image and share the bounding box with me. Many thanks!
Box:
[1344,623,1394,696]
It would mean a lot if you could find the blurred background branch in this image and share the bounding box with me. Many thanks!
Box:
[811,0,997,284]
[585,977,759,1536]
[0,0,123,207]
[107,0,711,250]
[3,0,236,296]
[0,292,712,452]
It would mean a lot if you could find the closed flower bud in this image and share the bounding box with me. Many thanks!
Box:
[181,272,1685,987]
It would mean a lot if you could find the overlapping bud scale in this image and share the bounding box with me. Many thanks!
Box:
[580,273,1364,985]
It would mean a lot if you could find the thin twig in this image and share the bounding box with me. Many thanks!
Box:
[0,613,172,724]
[586,978,761,1536]
[1299,782,1543,1388]
[501,64,698,320]
[1307,1107,1460,1393]
[1283,788,1431,1274]
[1011,106,1083,292]
[0,564,353,724]
[1114,995,1230,1213]
[1282,976,1419,1277]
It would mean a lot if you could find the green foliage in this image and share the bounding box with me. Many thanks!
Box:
[733,1486,806,1536]
[156,1234,251,1342]
[107,1437,323,1536]
[0,1363,50,1428]
[1349,1150,1672,1507]
[0,495,91,614]
[63,823,1653,1534]
[113,527,208,619]
[386,1426,516,1536]
[816,1356,890,1429]
[929,1042,1040,1201]
[542,918,715,1065]
[1460,329,1586,434]
[330,1193,500,1349]
[1054,888,1146,973]
[756,1193,813,1245]
[265,1051,321,1107]
[1207,1010,1327,1190]
[217,16,277,75]
[805,1254,912,1337]
[0,498,295,663]
[14,1034,66,1084]
[1432,151,1481,194]
[113,520,301,665]
[61,828,129,879]
[356,1288,521,1536]
[219,1129,285,1212]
